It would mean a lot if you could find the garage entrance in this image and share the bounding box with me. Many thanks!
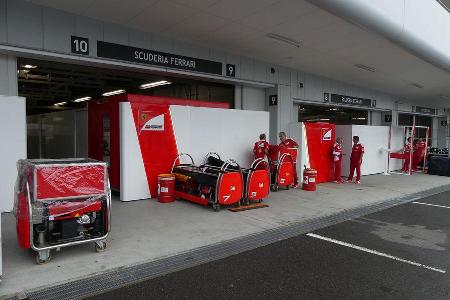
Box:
[18,58,234,159]
[298,104,368,125]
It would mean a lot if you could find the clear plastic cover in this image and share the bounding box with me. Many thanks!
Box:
[14,158,109,223]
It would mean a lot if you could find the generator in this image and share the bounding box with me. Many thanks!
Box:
[14,159,111,264]
[171,154,243,211]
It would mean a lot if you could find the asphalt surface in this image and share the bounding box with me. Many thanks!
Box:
[86,191,450,300]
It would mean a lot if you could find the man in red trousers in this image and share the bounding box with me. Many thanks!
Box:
[347,136,364,184]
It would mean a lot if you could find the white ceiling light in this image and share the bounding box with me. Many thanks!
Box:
[54,101,67,106]
[354,64,376,73]
[139,80,171,89]
[102,89,125,97]
[23,64,37,69]
[266,33,301,48]
[74,96,92,103]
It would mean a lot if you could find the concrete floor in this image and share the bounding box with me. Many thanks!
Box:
[1,173,450,296]
[89,191,450,300]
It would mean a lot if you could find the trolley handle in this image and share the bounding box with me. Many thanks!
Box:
[204,152,221,163]
[171,153,195,173]
[221,159,242,174]
[250,158,269,172]
[279,153,293,164]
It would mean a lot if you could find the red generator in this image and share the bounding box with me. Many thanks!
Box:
[171,154,243,211]
[268,145,295,191]
[205,154,270,205]
[14,159,111,264]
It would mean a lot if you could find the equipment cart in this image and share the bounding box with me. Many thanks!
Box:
[14,159,111,264]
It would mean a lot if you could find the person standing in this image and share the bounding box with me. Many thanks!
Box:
[333,137,344,183]
[253,133,269,160]
[347,136,364,184]
[279,132,299,188]
[402,137,413,173]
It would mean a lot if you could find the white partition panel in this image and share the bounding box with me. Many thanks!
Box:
[0,96,26,212]
[119,102,151,201]
[336,125,390,176]
[170,106,269,167]
[389,126,405,171]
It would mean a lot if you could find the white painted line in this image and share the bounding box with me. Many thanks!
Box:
[306,233,446,274]
[412,201,450,209]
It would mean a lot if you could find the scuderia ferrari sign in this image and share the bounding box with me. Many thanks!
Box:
[97,41,222,75]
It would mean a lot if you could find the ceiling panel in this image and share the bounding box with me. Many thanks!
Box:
[238,0,317,31]
[204,0,279,21]
[82,0,158,24]
[170,0,220,9]
[31,0,95,14]
[161,12,228,38]
[127,1,197,33]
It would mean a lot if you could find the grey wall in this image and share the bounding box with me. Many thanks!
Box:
[0,54,17,96]
[437,117,448,148]
[0,0,445,141]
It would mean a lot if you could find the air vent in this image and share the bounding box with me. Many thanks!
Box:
[410,83,424,89]
[266,33,301,48]
[354,64,376,73]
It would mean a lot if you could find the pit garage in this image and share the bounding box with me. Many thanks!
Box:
[19,58,235,160]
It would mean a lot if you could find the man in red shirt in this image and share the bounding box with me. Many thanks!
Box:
[253,133,269,160]
[347,136,364,184]
[279,132,299,188]
[402,137,414,172]
[333,137,344,183]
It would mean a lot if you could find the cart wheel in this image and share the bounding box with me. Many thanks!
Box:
[95,240,107,253]
[212,203,221,212]
[36,251,51,265]
[271,185,279,192]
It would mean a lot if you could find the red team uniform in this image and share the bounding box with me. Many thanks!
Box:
[402,142,413,172]
[253,140,269,160]
[348,143,364,182]
[332,143,343,182]
[279,138,299,186]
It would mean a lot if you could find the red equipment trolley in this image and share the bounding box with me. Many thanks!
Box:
[268,145,295,192]
[14,159,111,264]
[204,153,270,205]
[172,154,243,211]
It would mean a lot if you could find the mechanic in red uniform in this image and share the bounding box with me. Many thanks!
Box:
[279,132,299,188]
[332,137,344,183]
[347,136,364,184]
[402,137,414,173]
[412,138,426,171]
[253,133,269,161]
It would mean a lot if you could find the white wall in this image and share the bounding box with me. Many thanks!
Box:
[0,96,26,212]
[171,105,270,168]
[335,125,390,176]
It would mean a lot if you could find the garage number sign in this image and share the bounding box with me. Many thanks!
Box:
[97,41,223,75]
[71,36,89,55]
[329,93,374,107]
[269,95,278,106]
[226,64,236,77]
